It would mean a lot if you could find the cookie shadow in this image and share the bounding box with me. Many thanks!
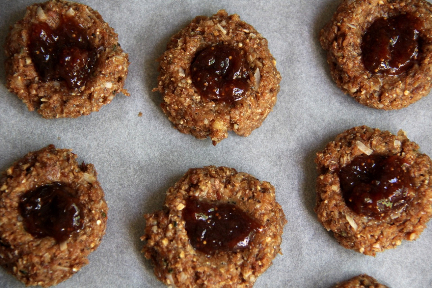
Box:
[311,0,341,83]
[128,172,184,274]
[301,130,340,219]
[141,15,194,110]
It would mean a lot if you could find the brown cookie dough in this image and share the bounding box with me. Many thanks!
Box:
[0,145,108,287]
[320,0,432,110]
[334,274,388,288]
[315,126,432,256]
[5,0,129,118]
[154,10,281,145]
[141,166,286,287]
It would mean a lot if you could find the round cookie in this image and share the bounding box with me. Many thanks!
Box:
[334,274,388,288]
[315,126,432,256]
[0,145,108,287]
[141,166,286,287]
[155,10,281,145]
[320,0,432,110]
[4,0,129,118]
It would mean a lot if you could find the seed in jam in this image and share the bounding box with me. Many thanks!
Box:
[19,182,84,243]
[28,16,98,90]
[362,13,423,75]
[338,154,414,219]
[191,44,250,103]
[182,197,261,254]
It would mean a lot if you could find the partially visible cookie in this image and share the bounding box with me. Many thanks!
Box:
[5,0,129,118]
[0,145,108,287]
[142,166,286,287]
[155,10,281,145]
[334,274,388,288]
[320,0,432,109]
[315,126,432,256]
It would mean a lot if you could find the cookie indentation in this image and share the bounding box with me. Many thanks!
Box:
[19,182,84,243]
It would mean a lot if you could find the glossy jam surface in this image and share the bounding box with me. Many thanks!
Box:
[182,198,261,254]
[191,44,250,103]
[19,182,84,243]
[29,16,98,89]
[339,154,413,219]
[362,13,423,75]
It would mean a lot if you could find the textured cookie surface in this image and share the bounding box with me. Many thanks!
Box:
[155,10,281,144]
[320,0,432,109]
[0,145,108,287]
[315,126,432,256]
[334,274,388,288]
[142,166,286,287]
[5,0,129,118]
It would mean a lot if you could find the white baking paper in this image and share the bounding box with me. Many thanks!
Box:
[0,0,431,287]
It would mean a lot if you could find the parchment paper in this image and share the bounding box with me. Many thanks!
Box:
[0,0,431,287]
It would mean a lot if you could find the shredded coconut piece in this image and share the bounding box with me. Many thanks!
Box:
[66,7,75,16]
[216,23,227,34]
[83,173,96,183]
[254,68,261,88]
[394,139,401,149]
[345,214,358,230]
[37,7,47,22]
[356,140,373,155]
[59,241,67,251]
[178,67,185,77]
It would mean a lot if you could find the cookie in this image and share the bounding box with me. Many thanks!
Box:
[320,0,432,110]
[334,274,388,288]
[4,0,129,118]
[154,10,281,145]
[141,166,286,287]
[315,126,432,256]
[0,145,108,287]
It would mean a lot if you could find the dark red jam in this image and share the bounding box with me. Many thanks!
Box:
[191,44,250,103]
[182,197,261,255]
[19,182,84,243]
[338,154,414,219]
[28,16,99,90]
[362,13,423,75]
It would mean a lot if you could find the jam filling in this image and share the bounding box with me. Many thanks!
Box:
[28,16,99,90]
[191,44,250,103]
[338,154,414,219]
[182,197,261,255]
[362,13,423,75]
[19,182,84,243]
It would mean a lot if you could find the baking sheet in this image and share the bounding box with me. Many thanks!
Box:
[1,0,432,287]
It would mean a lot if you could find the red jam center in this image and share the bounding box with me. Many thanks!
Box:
[182,197,261,255]
[338,155,414,219]
[19,182,84,243]
[191,44,250,103]
[362,13,423,75]
[28,16,98,90]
